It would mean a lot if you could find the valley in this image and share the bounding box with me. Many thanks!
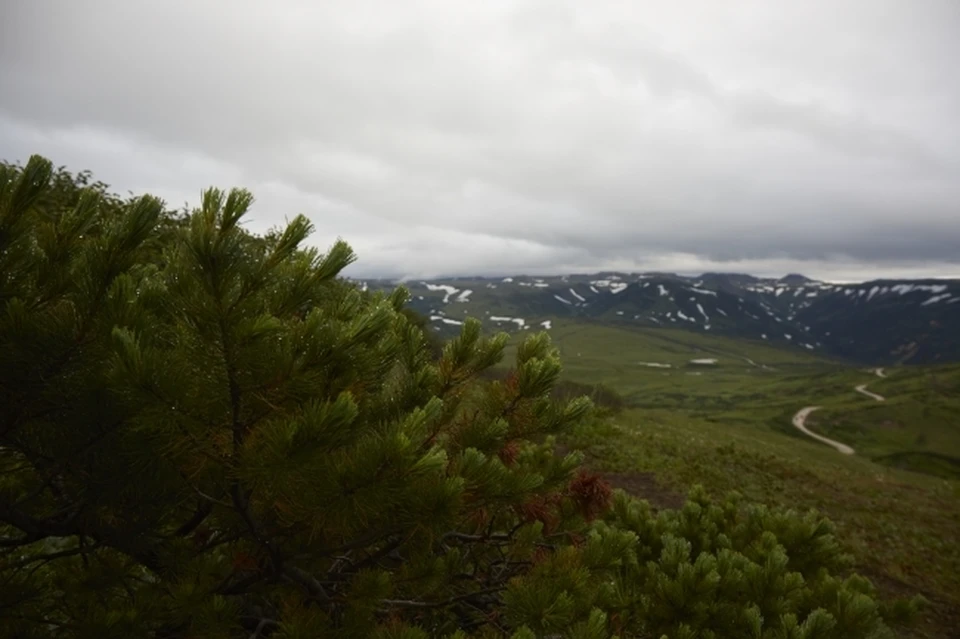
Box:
[381,274,960,636]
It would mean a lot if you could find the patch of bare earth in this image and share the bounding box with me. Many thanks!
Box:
[598,471,685,510]
[554,443,684,509]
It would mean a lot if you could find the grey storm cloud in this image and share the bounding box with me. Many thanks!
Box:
[2,0,959,281]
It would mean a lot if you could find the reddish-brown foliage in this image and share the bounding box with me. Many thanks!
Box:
[516,493,562,534]
[567,469,613,521]
[498,440,520,466]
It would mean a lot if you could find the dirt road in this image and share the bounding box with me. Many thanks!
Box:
[854,384,885,401]
[791,406,855,455]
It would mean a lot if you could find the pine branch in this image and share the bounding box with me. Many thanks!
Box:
[282,565,332,605]
[0,497,78,539]
[198,530,245,553]
[0,534,44,548]
[245,616,278,639]
[441,531,512,543]
[2,541,101,571]
[217,571,271,596]
[0,497,168,576]
[173,500,213,537]
[319,527,403,556]
[380,586,506,610]
[337,535,405,574]
[230,484,284,572]
[183,481,233,509]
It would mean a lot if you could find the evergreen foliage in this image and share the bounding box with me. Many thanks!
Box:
[0,156,921,638]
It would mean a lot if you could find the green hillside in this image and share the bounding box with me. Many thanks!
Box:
[516,321,960,470]
[531,320,960,636]
[809,364,960,477]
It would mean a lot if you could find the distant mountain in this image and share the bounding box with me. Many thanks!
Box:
[360,273,960,365]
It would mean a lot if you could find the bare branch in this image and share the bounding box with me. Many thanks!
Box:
[2,541,100,571]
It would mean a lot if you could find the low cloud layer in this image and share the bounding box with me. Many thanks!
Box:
[2,0,959,281]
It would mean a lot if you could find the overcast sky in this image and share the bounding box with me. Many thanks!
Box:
[2,0,959,281]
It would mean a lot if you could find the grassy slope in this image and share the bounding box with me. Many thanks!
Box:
[808,364,960,477]
[503,321,960,636]
[532,321,960,467]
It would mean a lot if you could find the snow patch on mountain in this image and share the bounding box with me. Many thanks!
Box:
[590,279,628,294]
[554,294,572,305]
[569,288,586,302]
[921,293,951,306]
[888,283,947,296]
[490,316,525,328]
[424,283,459,303]
[430,315,463,326]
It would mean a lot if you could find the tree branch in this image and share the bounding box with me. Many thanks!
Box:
[246,617,278,639]
[381,586,505,610]
[2,541,100,571]
[230,484,282,570]
[282,565,331,605]
[174,500,214,537]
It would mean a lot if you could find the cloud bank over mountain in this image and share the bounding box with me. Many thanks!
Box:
[2,0,959,280]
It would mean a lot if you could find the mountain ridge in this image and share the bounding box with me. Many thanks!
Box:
[361,272,960,365]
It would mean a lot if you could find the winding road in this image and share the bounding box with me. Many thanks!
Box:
[854,384,885,402]
[789,370,889,454]
[791,407,855,455]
